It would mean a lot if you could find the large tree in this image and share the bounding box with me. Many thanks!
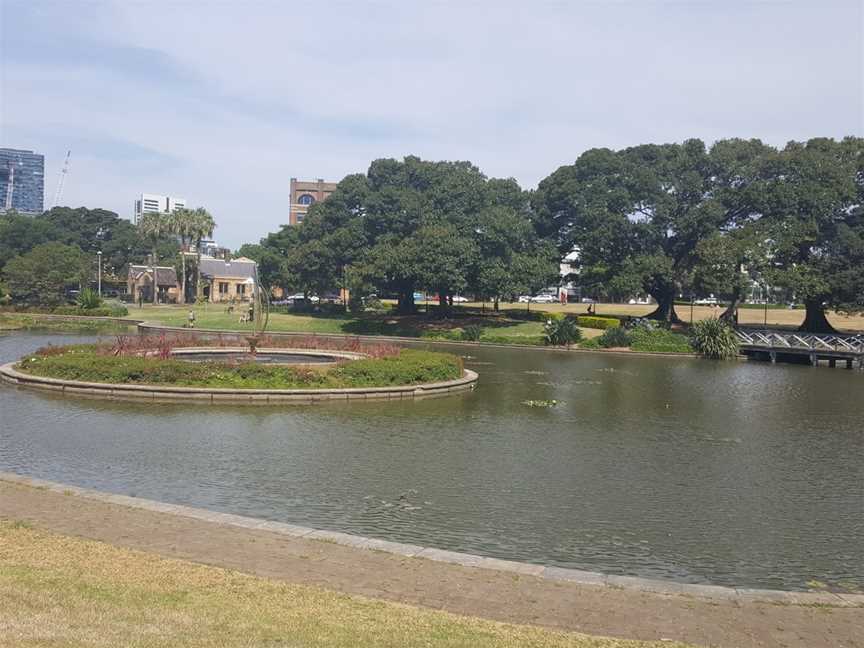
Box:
[41,207,141,269]
[755,137,864,332]
[533,139,770,322]
[293,156,544,313]
[3,242,89,306]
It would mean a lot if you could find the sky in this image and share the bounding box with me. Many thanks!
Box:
[1,0,862,248]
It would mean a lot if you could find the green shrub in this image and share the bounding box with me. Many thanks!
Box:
[598,327,632,348]
[629,328,693,353]
[576,315,620,330]
[689,317,739,359]
[509,309,556,322]
[76,288,103,310]
[578,337,601,349]
[108,303,129,317]
[480,334,545,346]
[460,324,483,341]
[543,317,581,346]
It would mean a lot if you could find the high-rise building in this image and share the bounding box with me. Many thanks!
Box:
[289,178,337,225]
[0,148,45,214]
[133,193,186,224]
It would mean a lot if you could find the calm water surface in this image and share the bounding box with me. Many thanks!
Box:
[1,331,862,590]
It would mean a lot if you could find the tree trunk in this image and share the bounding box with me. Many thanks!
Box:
[646,288,680,323]
[396,288,415,314]
[179,248,186,304]
[151,247,158,305]
[720,288,740,323]
[195,246,203,303]
[799,299,836,333]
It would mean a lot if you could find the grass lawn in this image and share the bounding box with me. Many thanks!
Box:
[0,520,691,648]
[0,313,132,333]
[480,302,864,332]
[136,304,606,346]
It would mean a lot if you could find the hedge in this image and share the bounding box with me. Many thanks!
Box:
[576,315,620,330]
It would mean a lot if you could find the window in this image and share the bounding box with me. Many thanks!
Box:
[219,282,229,294]
[297,194,315,206]
[236,284,246,295]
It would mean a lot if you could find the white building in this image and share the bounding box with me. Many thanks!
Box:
[133,193,186,224]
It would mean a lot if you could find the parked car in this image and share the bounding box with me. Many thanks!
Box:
[286,293,320,303]
[694,297,718,305]
[530,294,556,304]
[581,297,596,304]
[517,295,532,303]
[451,295,469,303]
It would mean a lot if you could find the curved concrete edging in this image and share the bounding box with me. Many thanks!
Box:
[0,471,859,608]
[166,346,365,366]
[0,361,478,404]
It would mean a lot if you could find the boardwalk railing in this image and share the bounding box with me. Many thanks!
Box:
[735,330,864,354]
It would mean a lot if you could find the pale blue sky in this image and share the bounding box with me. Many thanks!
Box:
[1,0,862,247]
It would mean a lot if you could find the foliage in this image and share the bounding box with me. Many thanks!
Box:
[754,137,864,331]
[597,327,632,348]
[543,317,581,346]
[76,288,103,310]
[522,399,558,407]
[53,304,128,317]
[460,324,483,341]
[2,242,89,306]
[689,317,740,359]
[18,347,461,390]
[576,315,621,330]
[532,139,773,322]
[628,328,693,353]
[251,156,555,313]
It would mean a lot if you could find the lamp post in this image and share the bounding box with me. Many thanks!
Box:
[96,251,102,298]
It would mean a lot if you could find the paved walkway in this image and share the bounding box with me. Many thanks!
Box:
[0,479,861,648]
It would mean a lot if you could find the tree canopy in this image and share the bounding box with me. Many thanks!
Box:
[251,156,557,312]
[532,137,864,330]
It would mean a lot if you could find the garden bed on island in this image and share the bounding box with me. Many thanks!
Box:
[1,334,476,403]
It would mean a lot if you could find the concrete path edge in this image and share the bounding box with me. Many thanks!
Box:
[1,471,859,608]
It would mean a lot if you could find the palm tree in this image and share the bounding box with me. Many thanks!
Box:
[189,208,216,302]
[137,212,169,304]
[168,208,195,304]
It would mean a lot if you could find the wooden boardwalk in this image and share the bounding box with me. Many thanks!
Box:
[735,329,864,369]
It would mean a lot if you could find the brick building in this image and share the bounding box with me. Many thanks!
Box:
[288,178,337,225]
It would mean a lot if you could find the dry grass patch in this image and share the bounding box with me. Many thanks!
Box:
[0,520,694,648]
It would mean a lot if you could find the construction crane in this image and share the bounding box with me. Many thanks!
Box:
[51,150,71,209]
[3,160,14,212]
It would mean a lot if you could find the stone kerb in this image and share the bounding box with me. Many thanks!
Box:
[0,361,478,404]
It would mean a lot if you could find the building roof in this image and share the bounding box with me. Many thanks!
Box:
[128,265,178,286]
[199,256,257,280]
